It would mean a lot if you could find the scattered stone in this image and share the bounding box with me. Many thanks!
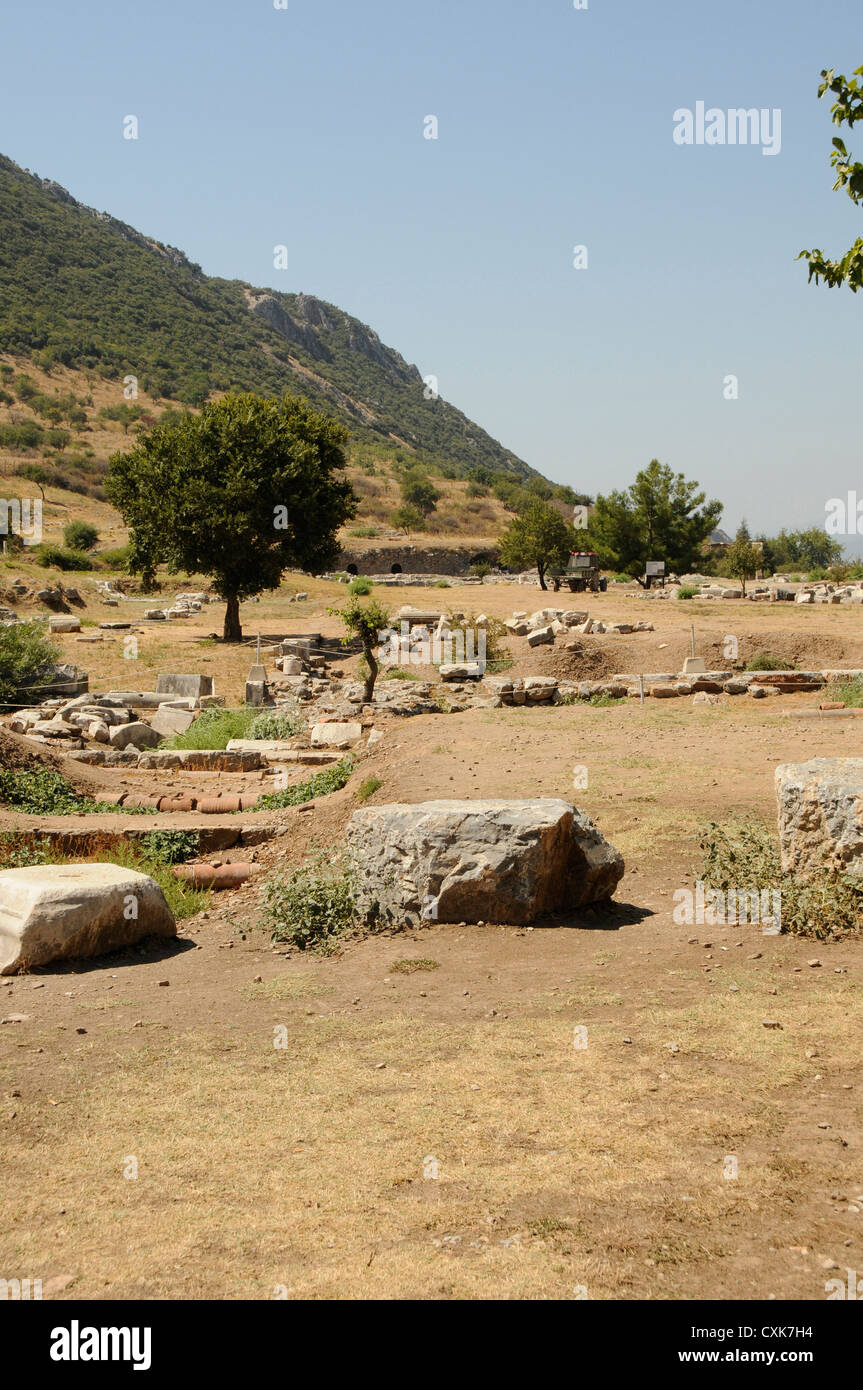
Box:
[108,721,161,751]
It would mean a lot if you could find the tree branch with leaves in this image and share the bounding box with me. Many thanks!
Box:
[799,65,863,291]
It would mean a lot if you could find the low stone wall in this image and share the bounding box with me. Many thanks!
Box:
[336,545,499,576]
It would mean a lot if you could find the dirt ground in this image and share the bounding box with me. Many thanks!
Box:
[1,577,862,1300]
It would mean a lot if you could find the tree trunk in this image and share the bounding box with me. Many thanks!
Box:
[363,641,378,703]
[538,565,547,591]
[223,593,242,643]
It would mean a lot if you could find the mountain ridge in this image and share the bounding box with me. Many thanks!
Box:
[0,151,537,482]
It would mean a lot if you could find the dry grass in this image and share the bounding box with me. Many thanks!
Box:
[2,964,860,1300]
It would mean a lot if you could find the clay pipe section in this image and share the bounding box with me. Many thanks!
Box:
[172,863,253,889]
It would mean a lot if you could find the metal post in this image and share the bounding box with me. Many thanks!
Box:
[690,624,695,658]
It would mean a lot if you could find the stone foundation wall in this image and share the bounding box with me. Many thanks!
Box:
[336,545,499,576]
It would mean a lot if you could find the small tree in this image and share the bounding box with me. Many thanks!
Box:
[727,521,760,596]
[390,504,423,535]
[498,498,576,590]
[400,470,439,517]
[63,520,99,552]
[331,595,390,703]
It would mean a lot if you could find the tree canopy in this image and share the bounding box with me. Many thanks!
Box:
[107,392,356,640]
[588,460,722,580]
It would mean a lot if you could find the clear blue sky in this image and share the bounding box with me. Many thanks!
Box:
[2,0,862,542]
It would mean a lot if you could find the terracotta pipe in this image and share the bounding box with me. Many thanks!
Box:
[157,796,196,813]
[195,796,242,814]
[173,863,252,888]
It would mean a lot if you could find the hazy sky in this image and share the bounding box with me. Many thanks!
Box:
[3,0,862,542]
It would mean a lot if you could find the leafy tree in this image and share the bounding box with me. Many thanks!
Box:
[589,460,722,581]
[107,392,356,640]
[390,504,423,535]
[0,620,59,711]
[330,595,390,703]
[799,66,863,290]
[63,520,99,552]
[400,469,439,517]
[760,526,843,572]
[726,521,760,596]
[498,498,576,590]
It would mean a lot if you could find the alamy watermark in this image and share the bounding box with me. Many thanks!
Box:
[825,492,863,536]
[672,881,781,934]
[381,621,487,671]
[0,498,42,545]
[673,102,781,156]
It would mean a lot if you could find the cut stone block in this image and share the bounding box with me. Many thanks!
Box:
[395,606,444,627]
[150,705,196,739]
[438,663,484,681]
[175,749,263,771]
[156,674,215,700]
[0,863,176,974]
[346,798,624,927]
[48,616,81,633]
[682,656,706,674]
[310,721,363,747]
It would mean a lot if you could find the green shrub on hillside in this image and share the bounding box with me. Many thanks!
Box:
[63,520,99,551]
[35,543,93,571]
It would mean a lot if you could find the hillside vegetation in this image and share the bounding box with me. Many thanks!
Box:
[0,151,537,483]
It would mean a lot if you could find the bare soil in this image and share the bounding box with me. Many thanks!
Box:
[1,579,862,1300]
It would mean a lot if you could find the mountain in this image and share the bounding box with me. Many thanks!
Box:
[0,152,534,482]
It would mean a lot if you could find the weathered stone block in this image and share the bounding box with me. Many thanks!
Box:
[108,721,161,750]
[0,864,176,974]
[346,798,624,927]
[776,758,863,879]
